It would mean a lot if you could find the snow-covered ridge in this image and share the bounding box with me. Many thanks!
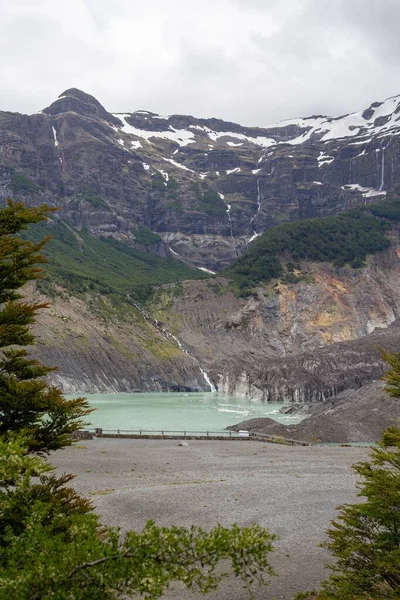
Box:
[112,93,400,152]
[113,114,195,147]
[270,93,400,144]
[113,113,277,149]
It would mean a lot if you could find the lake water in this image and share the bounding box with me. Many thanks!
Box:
[76,392,304,432]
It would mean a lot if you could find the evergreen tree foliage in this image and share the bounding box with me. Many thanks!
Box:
[318,436,400,599]
[300,351,400,600]
[0,200,91,453]
[226,211,391,292]
[380,349,400,399]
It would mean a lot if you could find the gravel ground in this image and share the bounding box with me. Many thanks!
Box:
[52,438,370,600]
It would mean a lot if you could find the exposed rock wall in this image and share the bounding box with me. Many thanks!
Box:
[6,89,400,398]
[25,244,400,399]
[147,245,400,401]
[29,286,213,394]
[2,88,400,269]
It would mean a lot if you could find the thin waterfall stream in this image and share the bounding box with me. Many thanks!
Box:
[250,179,262,224]
[379,146,385,191]
[131,300,216,392]
[219,192,236,258]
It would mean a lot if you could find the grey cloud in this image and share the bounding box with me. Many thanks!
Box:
[0,0,400,125]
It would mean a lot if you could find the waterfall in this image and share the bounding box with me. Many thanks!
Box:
[169,246,180,258]
[379,146,385,191]
[199,368,217,393]
[170,247,215,275]
[250,179,262,224]
[131,300,217,392]
[248,229,260,244]
[219,193,236,258]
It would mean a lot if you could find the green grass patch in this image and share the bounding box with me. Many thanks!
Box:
[78,185,109,209]
[134,225,161,246]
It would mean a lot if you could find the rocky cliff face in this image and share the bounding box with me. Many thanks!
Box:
[147,243,400,401]
[28,285,214,394]
[29,243,400,399]
[2,88,400,270]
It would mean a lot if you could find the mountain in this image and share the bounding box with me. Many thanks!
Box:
[1,88,400,271]
[3,88,400,410]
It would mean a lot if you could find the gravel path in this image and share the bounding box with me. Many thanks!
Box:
[52,438,370,600]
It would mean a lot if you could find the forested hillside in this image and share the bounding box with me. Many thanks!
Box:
[226,198,400,292]
[25,220,207,302]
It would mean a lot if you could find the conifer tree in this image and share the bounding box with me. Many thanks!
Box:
[380,349,400,399]
[300,351,400,600]
[318,434,400,599]
[0,199,91,452]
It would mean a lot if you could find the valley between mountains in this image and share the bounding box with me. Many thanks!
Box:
[3,88,400,441]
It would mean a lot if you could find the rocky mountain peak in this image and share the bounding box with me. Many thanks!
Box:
[42,87,120,125]
[3,88,400,273]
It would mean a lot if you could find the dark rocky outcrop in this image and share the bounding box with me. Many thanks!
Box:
[42,88,121,126]
[227,380,400,443]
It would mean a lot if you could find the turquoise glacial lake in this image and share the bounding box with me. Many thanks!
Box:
[74,392,303,433]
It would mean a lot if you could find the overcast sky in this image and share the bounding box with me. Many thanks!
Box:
[1,0,399,126]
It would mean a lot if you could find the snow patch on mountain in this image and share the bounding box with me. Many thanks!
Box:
[52,126,59,147]
[341,183,387,197]
[188,125,276,148]
[157,169,169,183]
[113,114,195,146]
[272,93,400,145]
[318,152,335,167]
[162,157,194,173]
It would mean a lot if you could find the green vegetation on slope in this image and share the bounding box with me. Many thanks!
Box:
[78,185,109,209]
[10,172,41,193]
[226,205,398,292]
[190,182,227,217]
[134,224,161,245]
[357,195,400,221]
[25,220,207,302]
